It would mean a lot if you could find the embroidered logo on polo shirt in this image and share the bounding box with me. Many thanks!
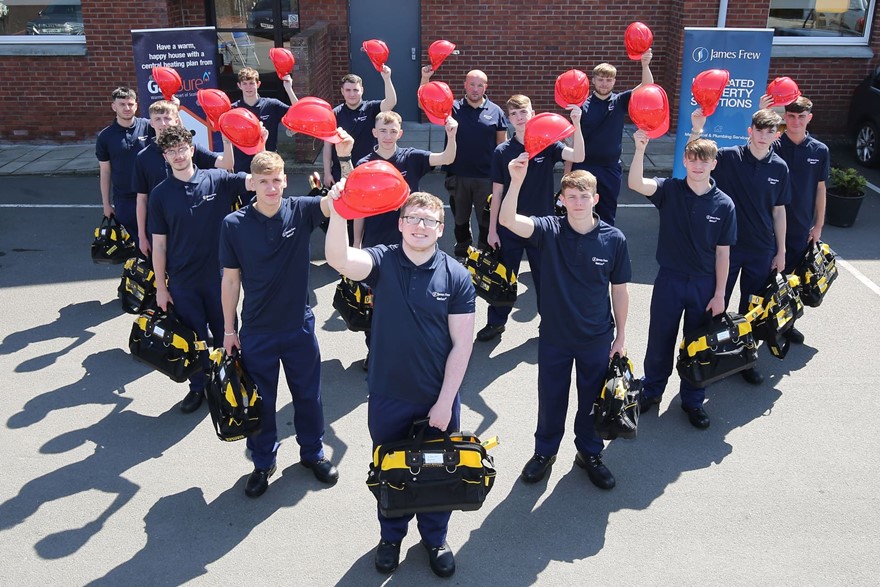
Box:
[767,177,779,185]
[807,158,819,165]
[282,228,296,238]
[592,256,608,266]
[355,115,367,122]
[430,291,451,301]
[706,214,720,223]
[533,156,546,164]
[482,114,493,120]
[203,193,216,201]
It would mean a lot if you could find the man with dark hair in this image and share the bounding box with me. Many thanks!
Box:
[230,67,297,173]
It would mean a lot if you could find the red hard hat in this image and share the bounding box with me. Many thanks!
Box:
[269,48,296,79]
[334,160,411,220]
[629,83,669,139]
[196,89,231,129]
[624,21,653,60]
[363,39,389,72]
[296,96,332,110]
[692,69,730,117]
[152,67,182,101]
[282,100,344,143]
[218,108,264,155]
[766,77,801,107]
[428,40,456,71]
[554,69,590,109]
[524,113,575,160]
[417,81,454,126]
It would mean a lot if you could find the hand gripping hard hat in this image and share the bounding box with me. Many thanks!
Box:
[629,83,669,139]
[282,100,344,143]
[624,21,653,60]
[269,47,296,79]
[692,69,730,117]
[152,66,182,101]
[333,160,411,220]
[428,39,456,71]
[766,77,801,107]
[196,89,232,130]
[362,39,389,72]
[218,108,264,155]
[417,81,454,126]
[524,113,574,159]
[554,69,590,109]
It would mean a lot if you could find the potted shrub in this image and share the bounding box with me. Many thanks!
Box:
[825,166,867,227]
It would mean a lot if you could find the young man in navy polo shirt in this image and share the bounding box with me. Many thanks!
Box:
[691,108,790,385]
[96,87,152,247]
[629,131,737,429]
[325,190,475,578]
[220,149,343,498]
[149,125,248,414]
[570,51,653,226]
[322,69,397,186]
[500,156,630,488]
[479,94,584,342]
[420,66,509,256]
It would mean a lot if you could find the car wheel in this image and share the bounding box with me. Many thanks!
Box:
[855,121,879,167]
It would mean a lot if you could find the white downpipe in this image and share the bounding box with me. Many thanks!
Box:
[717,0,729,28]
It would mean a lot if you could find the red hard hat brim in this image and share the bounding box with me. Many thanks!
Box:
[333,188,409,220]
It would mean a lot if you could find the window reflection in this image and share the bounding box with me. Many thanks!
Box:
[0,1,85,37]
[768,0,870,38]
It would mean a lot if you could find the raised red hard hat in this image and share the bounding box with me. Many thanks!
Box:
[692,69,730,117]
[554,69,590,109]
[418,81,454,126]
[282,100,344,143]
[629,84,669,139]
[524,113,575,160]
[766,76,801,107]
[625,21,653,60]
[218,108,264,155]
[334,160,411,220]
[152,67,182,101]
[196,89,231,129]
[363,39,389,72]
[269,47,296,79]
[428,39,456,71]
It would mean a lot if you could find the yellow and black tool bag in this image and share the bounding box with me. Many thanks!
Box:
[464,246,517,307]
[91,214,135,264]
[117,254,157,314]
[747,271,805,360]
[128,306,208,383]
[793,240,838,308]
[594,353,641,440]
[676,311,758,387]
[333,276,373,332]
[205,349,262,442]
[366,419,498,518]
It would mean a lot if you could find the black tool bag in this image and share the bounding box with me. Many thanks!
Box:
[91,214,135,264]
[747,270,805,360]
[594,353,641,440]
[676,311,758,387]
[366,419,498,518]
[333,276,373,332]
[793,240,838,308]
[554,189,567,217]
[128,306,208,382]
[464,246,517,307]
[307,172,333,233]
[205,349,262,442]
[117,254,157,314]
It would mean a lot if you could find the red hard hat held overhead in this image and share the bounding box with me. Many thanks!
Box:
[152,66,182,101]
[334,160,411,220]
[418,81,454,126]
[766,77,801,107]
[269,48,295,79]
[218,108,264,155]
[524,113,575,160]
[428,40,456,71]
[554,69,590,109]
[692,69,730,117]
[625,21,653,60]
[196,89,232,130]
[282,100,344,143]
[629,83,670,139]
[363,39,389,72]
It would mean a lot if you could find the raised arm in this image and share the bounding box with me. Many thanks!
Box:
[498,154,536,239]
[561,106,584,163]
[429,117,458,166]
[627,129,658,196]
[379,65,397,112]
[324,179,374,281]
[637,48,654,87]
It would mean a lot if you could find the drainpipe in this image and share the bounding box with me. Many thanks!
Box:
[717,0,729,28]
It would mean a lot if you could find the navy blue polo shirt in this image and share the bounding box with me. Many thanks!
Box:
[329,99,383,181]
[447,97,509,179]
[650,177,737,276]
[491,138,564,217]
[132,140,220,196]
[96,118,152,200]
[230,97,289,172]
[149,167,247,287]
[363,245,475,405]
[358,147,433,248]
[776,133,830,238]
[573,90,632,168]
[530,215,631,348]
[713,145,791,252]
[219,196,325,334]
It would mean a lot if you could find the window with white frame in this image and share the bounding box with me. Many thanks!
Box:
[769,0,876,44]
[0,1,84,40]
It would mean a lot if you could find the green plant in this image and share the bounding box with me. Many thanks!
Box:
[829,167,867,197]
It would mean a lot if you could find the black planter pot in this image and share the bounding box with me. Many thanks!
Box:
[825,191,865,228]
